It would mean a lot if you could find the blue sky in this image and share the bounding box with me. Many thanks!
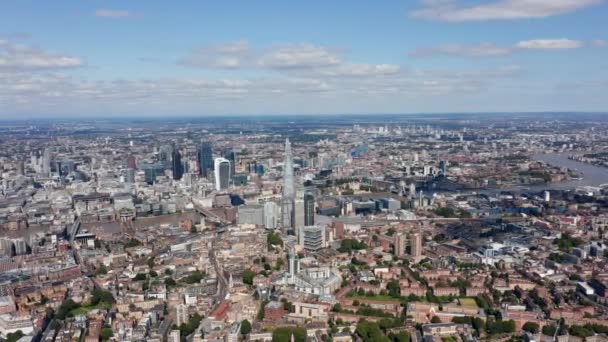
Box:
[1,0,607,117]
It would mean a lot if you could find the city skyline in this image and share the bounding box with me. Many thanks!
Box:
[1,0,608,117]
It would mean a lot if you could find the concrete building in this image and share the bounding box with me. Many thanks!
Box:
[411,233,422,261]
[214,157,231,191]
[237,205,265,226]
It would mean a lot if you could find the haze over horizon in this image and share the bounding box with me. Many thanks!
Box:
[1,0,608,117]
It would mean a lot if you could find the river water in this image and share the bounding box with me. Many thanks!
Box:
[526,153,608,191]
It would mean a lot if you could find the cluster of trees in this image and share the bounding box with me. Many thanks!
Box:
[485,319,516,335]
[267,232,283,250]
[338,239,368,253]
[272,327,307,342]
[56,288,115,320]
[355,320,411,342]
[554,232,583,252]
[568,323,608,337]
[175,313,202,340]
[242,269,257,285]
[181,270,205,284]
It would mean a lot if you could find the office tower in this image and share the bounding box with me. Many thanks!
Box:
[223,149,236,180]
[264,201,278,229]
[197,142,214,178]
[281,139,295,234]
[287,251,300,283]
[16,161,24,176]
[544,191,551,202]
[439,160,448,175]
[126,155,137,170]
[172,150,184,180]
[169,331,180,342]
[395,233,406,257]
[42,148,52,176]
[294,198,305,231]
[143,163,165,185]
[125,168,136,184]
[302,226,325,251]
[418,190,424,208]
[304,193,315,226]
[159,145,173,162]
[13,239,28,256]
[411,233,422,260]
[214,158,231,191]
[176,304,188,326]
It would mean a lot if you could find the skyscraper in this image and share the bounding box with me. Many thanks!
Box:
[197,142,213,178]
[395,233,406,257]
[214,157,231,191]
[126,155,137,170]
[281,138,295,234]
[411,233,422,261]
[42,148,52,176]
[264,201,278,229]
[172,150,183,180]
[304,192,315,226]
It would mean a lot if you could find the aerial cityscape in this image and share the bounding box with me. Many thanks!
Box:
[2,1,608,342]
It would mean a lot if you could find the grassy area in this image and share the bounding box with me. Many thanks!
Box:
[348,294,400,302]
[69,302,112,316]
[458,298,478,308]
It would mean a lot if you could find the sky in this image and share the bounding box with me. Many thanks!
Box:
[1,0,607,118]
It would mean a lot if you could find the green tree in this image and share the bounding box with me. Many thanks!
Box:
[240,319,252,335]
[242,269,256,285]
[91,288,115,306]
[5,330,24,342]
[431,316,442,323]
[522,322,540,334]
[95,264,108,276]
[272,327,306,342]
[356,320,390,342]
[100,327,114,341]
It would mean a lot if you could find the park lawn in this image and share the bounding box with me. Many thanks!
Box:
[349,294,401,302]
[458,297,478,308]
[69,302,113,316]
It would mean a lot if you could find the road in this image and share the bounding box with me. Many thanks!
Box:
[209,231,229,304]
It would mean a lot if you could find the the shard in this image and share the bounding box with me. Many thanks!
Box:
[281,138,295,234]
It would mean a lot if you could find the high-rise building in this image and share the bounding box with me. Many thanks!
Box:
[395,233,406,257]
[282,139,295,234]
[294,198,305,231]
[126,155,137,170]
[143,163,165,185]
[411,233,422,260]
[264,201,278,229]
[42,148,52,176]
[176,304,188,326]
[125,168,135,184]
[197,142,213,178]
[214,157,231,191]
[304,193,315,226]
[16,161,25,176]
[172,150,184,180]
[302,226,325,251]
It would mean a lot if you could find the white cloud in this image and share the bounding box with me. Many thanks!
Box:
[515,38,583,49]
[258,44,342,69]
[317,64,401,77]
[179,40,250,69]
[411,43,512,57]
[95,9,133,18]
[410,0,602,22]
[0,43,83,70]
[592,39,608,47]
